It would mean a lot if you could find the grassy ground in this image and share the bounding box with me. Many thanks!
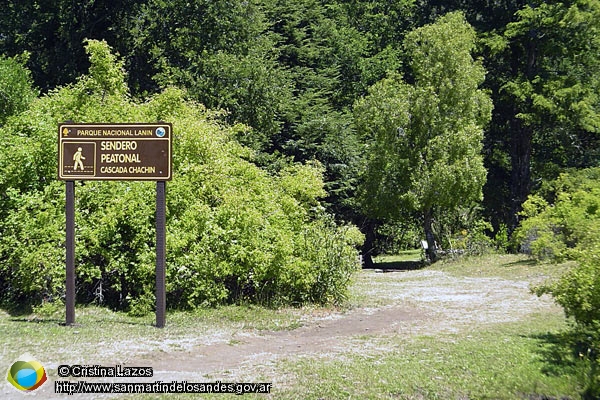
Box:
[1,304,305,366]
[276,312,583,400]
[279,253,582,400]
[1,254,586,399]
[372,249,424,270]
[374,251,573,281]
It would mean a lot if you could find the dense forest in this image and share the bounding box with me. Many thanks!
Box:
[1,0,599,311]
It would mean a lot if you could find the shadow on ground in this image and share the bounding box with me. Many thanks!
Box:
[529,329,599,399]
[368,260,425,272]
[502,258,538,268]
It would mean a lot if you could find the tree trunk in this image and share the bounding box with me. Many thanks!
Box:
[423,208,437,263]
[508,28,537,235]
[361,218,377,269]
[509,119,533,234]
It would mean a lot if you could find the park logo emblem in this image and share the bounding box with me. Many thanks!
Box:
[6,354,48,392]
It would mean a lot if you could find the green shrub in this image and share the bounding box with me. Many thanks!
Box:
[0,53,38,125]
[0,40,363,312]
[0,184,65,305]
[534,242,600,398]
[535,242,600,327]
[526,169,600,398]
[437,211,500,257]
[514,168,600,262]
[493,223,510,253]
[463,220,495,256]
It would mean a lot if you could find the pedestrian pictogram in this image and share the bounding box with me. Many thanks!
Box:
[60,142,96,177]
[73,147,85,171]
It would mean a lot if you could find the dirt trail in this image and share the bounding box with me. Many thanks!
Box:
[135,268,559,381]
[14,266,559,399]
[139,305,425,377]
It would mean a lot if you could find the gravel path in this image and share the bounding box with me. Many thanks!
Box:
[11,265,561,399]
[137,267,560,381]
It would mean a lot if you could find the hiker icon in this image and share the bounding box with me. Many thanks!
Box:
[73,147,86,171]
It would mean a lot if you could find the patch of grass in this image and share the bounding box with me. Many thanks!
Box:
[433,253,574,282]
[364,250,425,274]
[348,270,402,308]
[375,249,423,263]
[0,306,154,365]
[189,304,304,331]
[277,314,581,399]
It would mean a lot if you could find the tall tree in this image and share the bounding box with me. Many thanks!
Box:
[0,0,138,91]
[500,0,600,230]
[354,12,492,262]
[416,0,600,232]
[122,0,290,142]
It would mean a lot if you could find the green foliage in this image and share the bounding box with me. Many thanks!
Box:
[82,39,128,98]
[484,0,600,230]
[525,168,600,397]
[435,208,508,257]
[119,0,403,227]
[3,0,600,237]
[353,72,414,219]
[0,53,37,125]
[536,246,600,327]
[503,1,600,133]
[0,183,65,304]
[493,223,510,253]
[401,12,492,212]
[448,219,494,257]
[0,40,362,311]
[354,12,493,259]
[514,168,600,262]
[375,220,422,254]
[0,0,138,91]
[533,237,600,398]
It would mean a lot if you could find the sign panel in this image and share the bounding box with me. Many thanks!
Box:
[58,123,172,180]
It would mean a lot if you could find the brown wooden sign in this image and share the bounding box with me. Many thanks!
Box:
[59,122,171,327]
[58,123,172,180]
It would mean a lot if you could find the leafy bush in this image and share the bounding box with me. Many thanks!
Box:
[514,168,600,262]
[535,243,600,326]
[441,220,496,257]
[525,168,600,398]
[0,53,38,125]
[534,242,600,398]
[0,40,363,312]
[434,208,504,257]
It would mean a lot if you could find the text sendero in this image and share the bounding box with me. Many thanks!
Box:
[100,141,138,151]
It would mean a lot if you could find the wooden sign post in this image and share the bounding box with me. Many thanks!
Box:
[58,123,172,328]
